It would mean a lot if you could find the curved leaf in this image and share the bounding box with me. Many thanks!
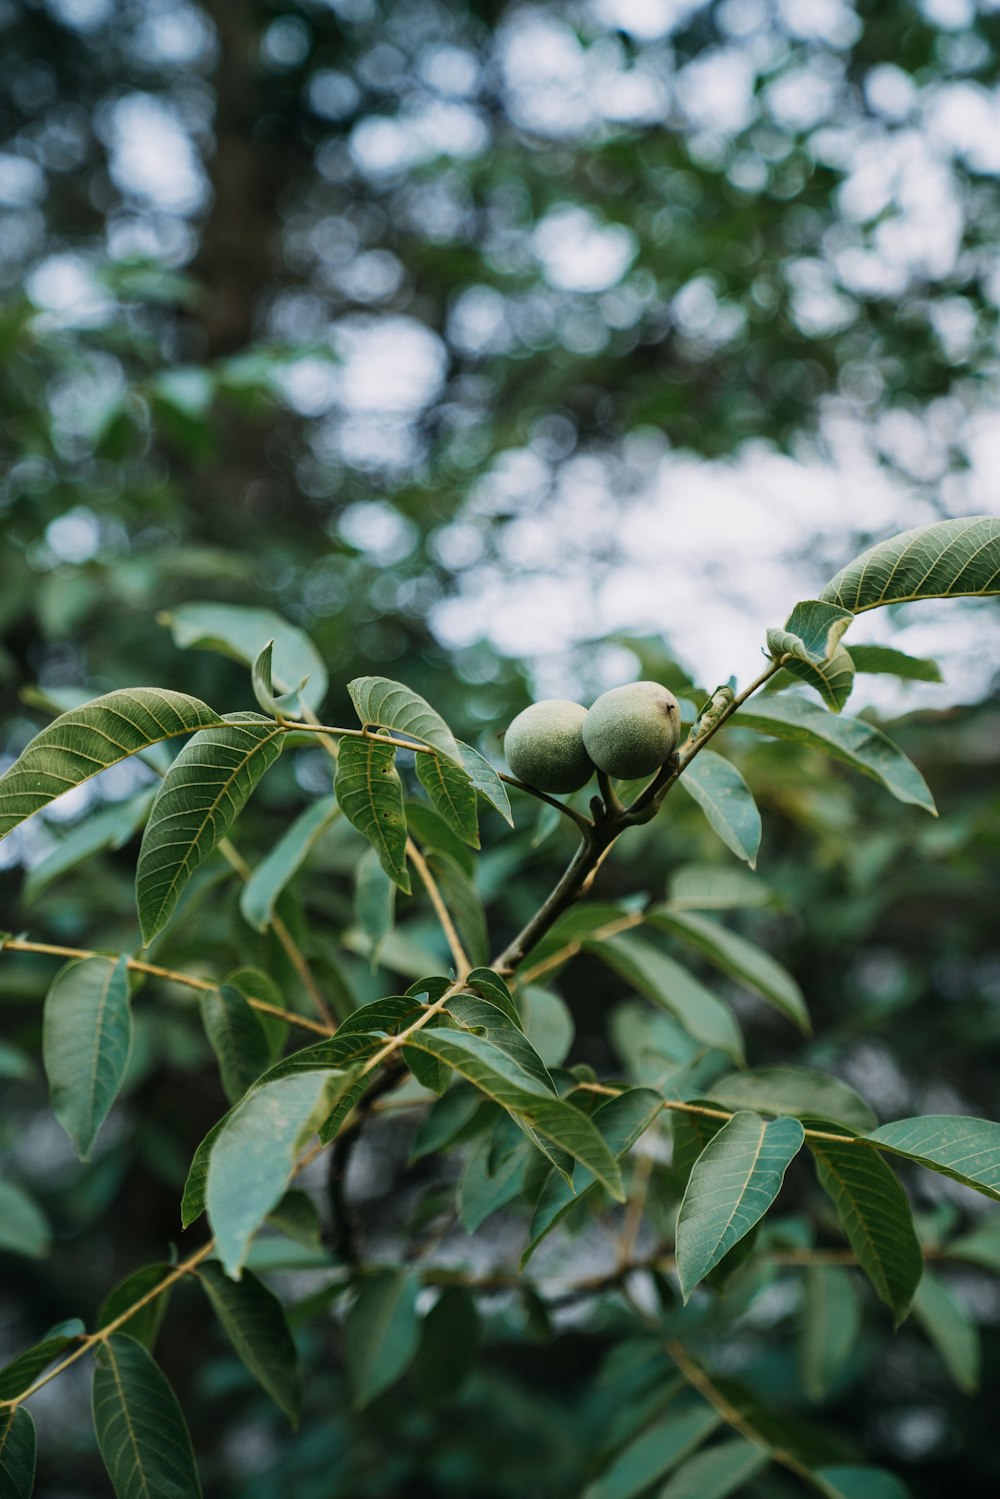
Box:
[92,1334,202,1499]
[415,750,479,847]
[198,1261,302,1423]
[778,646,856,713]
[355,846,396,971]
[866,1115,1000,1201]
[912,1267,980,1394]
[583,1405,721,1499]
[815,1467,913,1499]
[676,1111,804,1301]
[733,696,936,814]
[348,675,463,765]
[239,795,338,932]
[97,1265,173,1351]
[200,986,272,1104]
[206,1071,342,1278]
[658,1438,768,1499]
[136,713,284,944]
[251,639,310,720]
[457,741,513,826]
[42,956,132,1160]
[24,789,155,901]
[708,1068,876,1134]
[0,1181,50,1265]
[0,1407,35,1499]
[589,933,744,1063]
[770,599,856,661]
[345,1268,420,1409]
[159,601,328,710]
[848,645,942,682]
[0,1321,85,1400]
[801,1266,862,1402]
[808,1136,923,1326]
[334,735,410,894]
[649,909,809,1032]
[820,516,1000,613]
[0,688,223,841]
[678,750,762,867]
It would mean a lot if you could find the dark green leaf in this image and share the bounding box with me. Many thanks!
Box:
[239,795,338,932]
[866,1115,1000,1201]
[801,1266,862,1402]
[426,850,489,967]
[848,646,942,682]
[676,1112,804,1300]
[334,734,411,893]
[671,1108,727,1189]
[0,1407,35,1499]
[347,676,463,765]
[345,1268,421,1408]
[462,967,522,1026]
[647,910,809,1032]
[159,601,328,710]
[657,1438,769,1498]
[251,639,310,720]
[734,697,936,814]
[42,955,132,1161]
[266,1189,322,1247]
[814,1467,913,1499]
[819,516,1000,613]
[911,1267,980,1393]
[97,1266,174,1351]
[446,993,554,1094]
[411,1287,480,1404]
[708,1069,876,1134]
[583,1404,720,1499]
[416,750,479,847]
[199,986,272,1104]
[459,1123,533,1231]
[771,600,856,661]
[0,1321,85,1400]
[0,688,223,841]
[137,713,285,943]
[410,1084,486,1162]
[677,751,762,866]
[591,932,744,1062]
[198,1261,302,1423]
[808,1136,923,1326]
[92,1334,201,1498]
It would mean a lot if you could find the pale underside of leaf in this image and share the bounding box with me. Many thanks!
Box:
[820,516,1000,613]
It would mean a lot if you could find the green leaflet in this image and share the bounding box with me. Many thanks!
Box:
[136,713,285,944]
[334,734,411,893]
[912,1267,980,1394]
[657,1439,769,1499]
[206,1071,346,1277]
[91,1334,202,1499]
[354,845,397,971]
[866,1115,1000,1201]
[198,1261,302,1422]
[239,795,338,932]
[97,1265,174,1351]
[808,1135,923,1326]
[675,1111,804,1301]
[0,688,223,841]
[251,638,311,720]
[159,601,328,710]
[814,1467,913,1499]
[426,850,489,967]
[199,986,273,1104]
[42,955,132,1160]
[707,1067,876,1134]
[733,696,936,815]
[667,864,776,912]
[404,1027,625,1200]
[677,750,762,867]
[819,515,1000,613]
[648,909,809,1032]
[588,932,744,1063]
[0,1320,85,1400]
[0,1407,36,1499]
[800,1266,862,1402]
[456,740,513,825]
[345,1268,421,1408]
[583,1404,721,1499]
[415,749,479,847]
[24,789,155,901]
[410,1286,480,1404]
[766,599,856,712]
[347,675,463,765]
[848,645,942,682]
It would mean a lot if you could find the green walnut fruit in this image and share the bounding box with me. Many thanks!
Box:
[582,681,681,780]
[503,700,595,793]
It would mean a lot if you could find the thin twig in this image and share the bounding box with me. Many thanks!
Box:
[406,838,472,979]
[1,937,332,1038]
[497,773,593,832]
[515,910,645,987]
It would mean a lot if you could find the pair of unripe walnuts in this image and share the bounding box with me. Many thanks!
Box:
[504,681,681,794]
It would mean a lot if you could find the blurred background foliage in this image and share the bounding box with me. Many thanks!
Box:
[1,0,999,1494]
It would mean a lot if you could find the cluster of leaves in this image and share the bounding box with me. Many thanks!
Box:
[0,518,999,1496]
